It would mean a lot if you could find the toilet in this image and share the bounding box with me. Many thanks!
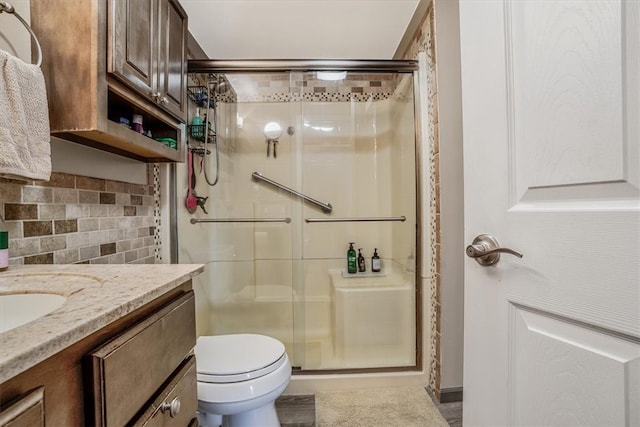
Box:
[195,334,291,427]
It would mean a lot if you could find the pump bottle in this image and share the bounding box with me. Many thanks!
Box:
[357,248,366,273]
[371,248,381,273]
[347,243,357,274]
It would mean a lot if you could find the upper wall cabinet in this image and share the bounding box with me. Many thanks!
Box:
[109,0,187,120]
[31,0,188,162]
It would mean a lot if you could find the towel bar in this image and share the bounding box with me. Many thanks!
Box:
[0,1,43,67]
[190,217,291,224]
[305,216,406,223]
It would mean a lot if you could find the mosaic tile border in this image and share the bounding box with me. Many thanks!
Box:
[210,73,406,103]
[400,5,442,397]
[153,164,162,263]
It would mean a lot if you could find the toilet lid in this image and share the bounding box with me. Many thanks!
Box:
[195,334,287,383]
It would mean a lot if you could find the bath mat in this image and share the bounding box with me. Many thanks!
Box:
[315,386,449,427]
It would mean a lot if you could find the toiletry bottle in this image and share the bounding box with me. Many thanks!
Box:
[371,248,381,273]
[347,243,357,274]
[0,213,8,271]
[357,248,366,273]
[191,108,203,138]
[132,114,143,133]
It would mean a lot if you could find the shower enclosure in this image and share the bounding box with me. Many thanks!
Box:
[177,60,419,373]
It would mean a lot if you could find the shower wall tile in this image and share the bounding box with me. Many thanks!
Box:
[0,166,158,266]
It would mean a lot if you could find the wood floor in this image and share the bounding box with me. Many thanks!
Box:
[276,395,316,427]
[276,392,463,426]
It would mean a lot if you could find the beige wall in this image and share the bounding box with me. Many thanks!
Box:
[433,0,464,391]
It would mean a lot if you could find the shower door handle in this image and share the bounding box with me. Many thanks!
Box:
[466,234,523,266]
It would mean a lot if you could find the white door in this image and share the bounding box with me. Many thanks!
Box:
[459,1,640,426]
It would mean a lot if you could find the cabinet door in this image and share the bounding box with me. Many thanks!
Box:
[157,0,188,121]
[108,0,158,101]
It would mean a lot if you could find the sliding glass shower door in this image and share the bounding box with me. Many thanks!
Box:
[296,71,417,370]
[180,65,418,372]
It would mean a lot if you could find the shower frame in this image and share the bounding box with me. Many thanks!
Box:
[175,59,425,375]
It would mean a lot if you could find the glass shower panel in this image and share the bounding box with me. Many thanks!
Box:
[183,72,303,366]
[299,71,417,370]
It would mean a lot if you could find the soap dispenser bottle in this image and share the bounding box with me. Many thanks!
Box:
[347,243,357,274]
[0,213,8,271]
[371,248,381,273]
[357,248,366,273]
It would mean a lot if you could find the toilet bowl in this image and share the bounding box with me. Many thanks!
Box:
[195,334,291,427]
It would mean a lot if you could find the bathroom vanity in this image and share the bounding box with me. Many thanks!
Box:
[0,264,204,426]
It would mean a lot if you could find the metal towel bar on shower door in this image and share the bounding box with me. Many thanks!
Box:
[305,216,406,223]
[251,172,333,214]
[190,217,291,224]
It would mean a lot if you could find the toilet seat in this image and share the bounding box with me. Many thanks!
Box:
[195,334,287,383]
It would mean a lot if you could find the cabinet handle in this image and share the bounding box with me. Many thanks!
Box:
[160,397,181,418]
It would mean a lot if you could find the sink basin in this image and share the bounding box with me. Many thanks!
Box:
[0,293,67,334]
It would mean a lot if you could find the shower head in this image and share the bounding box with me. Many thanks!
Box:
[208,76,229,94]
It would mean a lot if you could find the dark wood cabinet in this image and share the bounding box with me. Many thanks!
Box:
[0,282,196,427]
[109,0,187,121]
[31,0,188,163]
[109,0,157,100]
[157,0,188,119]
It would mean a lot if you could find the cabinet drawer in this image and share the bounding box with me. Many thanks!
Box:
[0,388,44,427]
[88,292,195,427]
[133,356,197,426]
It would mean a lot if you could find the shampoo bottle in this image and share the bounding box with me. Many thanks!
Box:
[357,248,366,273]
[347,243,357,274]
[371,248,381,273]
[0,213,8,271]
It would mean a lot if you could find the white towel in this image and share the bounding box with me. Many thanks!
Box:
[0,48,51,181]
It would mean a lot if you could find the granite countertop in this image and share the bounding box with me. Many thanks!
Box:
[0,264,204,384]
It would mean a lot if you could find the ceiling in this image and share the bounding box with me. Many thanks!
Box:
[181,0,420,60]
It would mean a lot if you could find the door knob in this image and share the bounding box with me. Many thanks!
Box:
[466,234,523,266]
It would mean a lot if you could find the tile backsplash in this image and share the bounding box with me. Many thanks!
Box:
[0,169,159,265]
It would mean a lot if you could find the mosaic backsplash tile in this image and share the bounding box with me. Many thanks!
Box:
[207,72,407,103]
[0,169,159,266]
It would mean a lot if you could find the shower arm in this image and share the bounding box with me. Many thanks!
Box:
[251,172,333,214]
